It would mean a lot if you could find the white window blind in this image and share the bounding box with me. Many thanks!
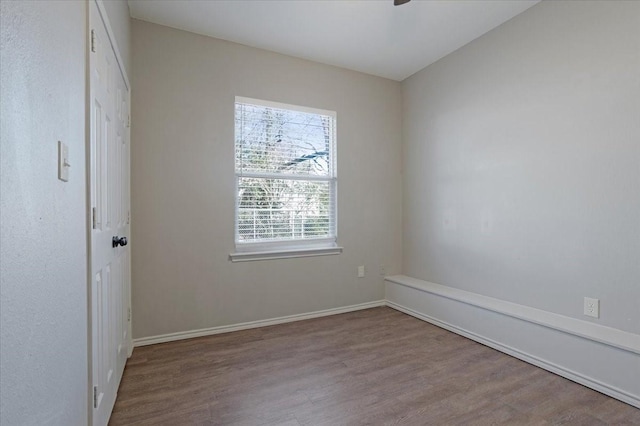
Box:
[234,97,337,250]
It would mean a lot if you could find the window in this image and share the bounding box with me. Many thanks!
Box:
[231,97,341,261]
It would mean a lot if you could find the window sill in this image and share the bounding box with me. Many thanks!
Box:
[229,246,343,262]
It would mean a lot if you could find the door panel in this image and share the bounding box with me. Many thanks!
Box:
[90,2,131,425]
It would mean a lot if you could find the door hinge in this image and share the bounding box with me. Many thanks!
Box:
[93,386,98,408]
[92,207,97,229]
[90,29,96,53]
[127,114,130,128]
[127,307,131,322]
[127,210,130,224]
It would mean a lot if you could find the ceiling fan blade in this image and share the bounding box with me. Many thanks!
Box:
[394,0,411,5]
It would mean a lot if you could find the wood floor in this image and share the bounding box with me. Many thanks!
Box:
[110,307,640,425]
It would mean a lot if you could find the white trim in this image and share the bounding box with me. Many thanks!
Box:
[229,245,343,262]
[385,275,640,354]
[236,96,336,118]
[233,237,338,253]
[385,275,640,409]
[133,300,384,347]
[130,279,639,408]
[235,171,336,182]
[385,300,640,409]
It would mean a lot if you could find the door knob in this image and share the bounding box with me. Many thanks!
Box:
[112,236,128,248]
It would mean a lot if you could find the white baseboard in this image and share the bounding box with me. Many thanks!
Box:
[133,300,385,347]
[131,277,639,409]
[386,275,640,409]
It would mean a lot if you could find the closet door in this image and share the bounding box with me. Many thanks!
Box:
[89,1,131,424]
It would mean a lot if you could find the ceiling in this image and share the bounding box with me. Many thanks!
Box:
[128,0,540,81]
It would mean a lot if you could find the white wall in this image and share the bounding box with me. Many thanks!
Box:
[0,1,88,424]
[402,0,639,334]
[130,20,403,339]
[0,1,131,424]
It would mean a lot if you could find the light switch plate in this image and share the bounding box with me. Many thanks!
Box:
[58,141,69,182]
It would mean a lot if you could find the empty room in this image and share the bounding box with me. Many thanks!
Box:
[1,0,639,425]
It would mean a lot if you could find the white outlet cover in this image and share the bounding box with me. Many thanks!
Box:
[583,297,600,318]
[357,265,365,278]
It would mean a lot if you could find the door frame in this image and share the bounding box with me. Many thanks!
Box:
[86,1,132,424]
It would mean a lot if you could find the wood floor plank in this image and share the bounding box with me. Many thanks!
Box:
[109,307,640,425]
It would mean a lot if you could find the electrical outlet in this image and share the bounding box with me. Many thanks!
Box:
[379,265,386,277]
[584,297,599,318]
[357,265,365,278]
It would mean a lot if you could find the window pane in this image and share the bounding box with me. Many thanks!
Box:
[235,103,333,177]
[237,177,332,242]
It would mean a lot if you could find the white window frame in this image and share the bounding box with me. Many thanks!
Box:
[230,97,342,262]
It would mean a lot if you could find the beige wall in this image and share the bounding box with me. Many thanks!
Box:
[402,0,640,334]
[131,20,403,339]
[0,1,88,424]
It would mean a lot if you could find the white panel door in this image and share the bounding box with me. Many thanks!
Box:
[89,2,131,425]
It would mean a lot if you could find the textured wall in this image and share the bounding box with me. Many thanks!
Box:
[402,0,640,334]
[0,1,88,424]
[130,20,403,339]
